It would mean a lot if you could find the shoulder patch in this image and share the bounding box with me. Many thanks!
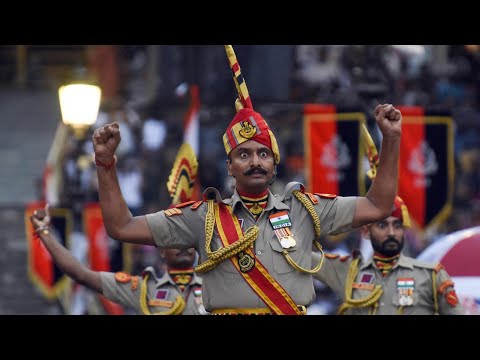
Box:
[175,201,196,209]
[434,263,444,273]
[305,192,319,205]
[324,253,340,260]
[315,193,337,199]
[115,272,131,283]
[191,200,203,210]
[165,208,183,217]
[438,280,455,294]
[131,276,139,291]
[445,290,459,307]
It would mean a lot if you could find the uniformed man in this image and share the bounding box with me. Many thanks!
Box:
[312,196,465,315]
[91,45,403,315]
[30,208,207,315]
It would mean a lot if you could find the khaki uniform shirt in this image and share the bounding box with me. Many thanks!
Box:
[146,182,356,311]
[312,252,465,315]
[101,267,207,315]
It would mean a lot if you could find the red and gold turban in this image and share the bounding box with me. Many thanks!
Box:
[391,195,411,227]
[223,45,280,164]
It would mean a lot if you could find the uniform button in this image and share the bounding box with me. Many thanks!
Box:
[257,250,262,255]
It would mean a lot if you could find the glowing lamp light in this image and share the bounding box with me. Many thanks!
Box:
[58,83,101,138]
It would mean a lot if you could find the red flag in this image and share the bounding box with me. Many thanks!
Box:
[397,106,454,230]
[83,202,131,314]
[304,104,366,196]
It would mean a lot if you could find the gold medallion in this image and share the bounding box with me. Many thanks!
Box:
[238,252,255,273]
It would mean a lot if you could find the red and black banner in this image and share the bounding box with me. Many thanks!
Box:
[397,106,454,230]
[25,201,72,300]
[83,202,132,314]
[304,104,366,196]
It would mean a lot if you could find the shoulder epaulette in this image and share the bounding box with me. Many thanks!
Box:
[115,272,131,283]
[324,253,340,260]
[131,276,139,291]
[434,263,444,273]
[315,193,337,199]
[438,280,455,294]
[191,200,203,210]
[165,207,183,217]
[410,258,437,270]
[279,182,305,201]
[141,266,159,280]
[175,201,196,209]
[305,192,319,205]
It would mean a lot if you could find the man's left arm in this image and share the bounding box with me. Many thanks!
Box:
[353,104,401,228]
[435,268,465,315]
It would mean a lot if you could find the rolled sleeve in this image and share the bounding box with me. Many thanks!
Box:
[146,208,201,249]
[100,272,139,309]
[317,196,357,236]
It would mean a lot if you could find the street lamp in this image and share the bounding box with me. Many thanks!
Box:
[58,83,102,139]
[58,82,102,215]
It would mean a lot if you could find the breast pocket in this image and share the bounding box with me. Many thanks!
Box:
[268,237,300,275]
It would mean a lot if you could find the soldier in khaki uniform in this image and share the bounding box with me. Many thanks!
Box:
[29,207,207,315]
[312,196,465,315]
[91,45,403,314]
[101,247,206,315]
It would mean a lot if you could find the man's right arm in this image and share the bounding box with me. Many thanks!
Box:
[30,209,103,293]
[93,122,155,246]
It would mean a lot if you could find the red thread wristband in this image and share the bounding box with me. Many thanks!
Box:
[95,156,116,170]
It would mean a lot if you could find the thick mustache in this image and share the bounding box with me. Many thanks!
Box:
[383,237,400,246]
[244,167,268,176]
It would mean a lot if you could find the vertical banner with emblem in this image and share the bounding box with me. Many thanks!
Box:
[304,104,366,196]
[83,202,132,314]
[25,201,72,300]
[397,106,454,230]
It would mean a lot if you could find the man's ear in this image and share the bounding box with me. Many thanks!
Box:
[226,158,232,176]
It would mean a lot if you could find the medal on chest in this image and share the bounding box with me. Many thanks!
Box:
[269,211,296,249]
[397,278,415,306]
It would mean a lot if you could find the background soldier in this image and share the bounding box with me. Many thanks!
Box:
[312,196,465,315]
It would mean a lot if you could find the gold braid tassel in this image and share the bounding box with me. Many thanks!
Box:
[338,258,383,315]
[277,190,325,274]
[283,241,324,274]
[195,201,259,273]
[140,275,186,315]
[292,191,321,237]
